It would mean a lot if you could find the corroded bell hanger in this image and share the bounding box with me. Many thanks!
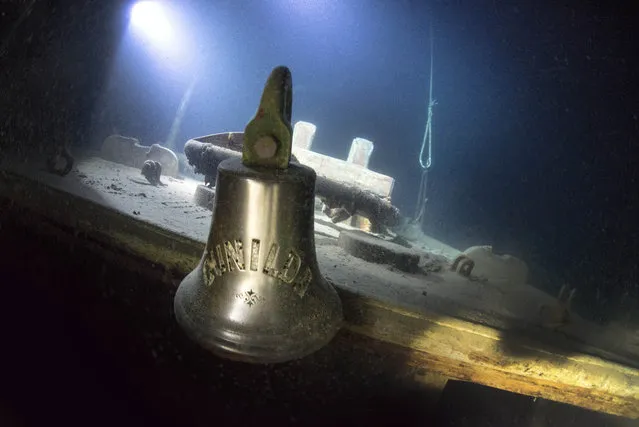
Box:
[174,66,343,364]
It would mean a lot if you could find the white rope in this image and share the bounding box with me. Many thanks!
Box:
[414,22,436,222]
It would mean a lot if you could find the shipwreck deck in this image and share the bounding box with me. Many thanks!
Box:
[0,153,637,420]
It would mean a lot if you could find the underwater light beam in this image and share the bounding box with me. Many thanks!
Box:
[127,1,203,150]
[130,1,176,48]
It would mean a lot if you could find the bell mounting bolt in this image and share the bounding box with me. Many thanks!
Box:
[242,66,294,169]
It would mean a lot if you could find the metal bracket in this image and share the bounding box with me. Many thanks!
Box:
[242,66,293,169]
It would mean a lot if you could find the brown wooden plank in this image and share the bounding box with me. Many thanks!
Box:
[341,293,639,418]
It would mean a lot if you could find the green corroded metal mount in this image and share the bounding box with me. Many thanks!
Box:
[242,66,294,169]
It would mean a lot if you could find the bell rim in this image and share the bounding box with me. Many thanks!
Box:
[174,302,342,364]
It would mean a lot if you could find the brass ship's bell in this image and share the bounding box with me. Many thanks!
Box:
[174,66,343,364]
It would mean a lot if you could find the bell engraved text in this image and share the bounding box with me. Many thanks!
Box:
[203,238,312,297]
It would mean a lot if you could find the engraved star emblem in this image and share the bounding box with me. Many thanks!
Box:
[235,290,264,307]
[245,289,257,306]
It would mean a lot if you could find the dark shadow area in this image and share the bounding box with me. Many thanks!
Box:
[0,203,442,427]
